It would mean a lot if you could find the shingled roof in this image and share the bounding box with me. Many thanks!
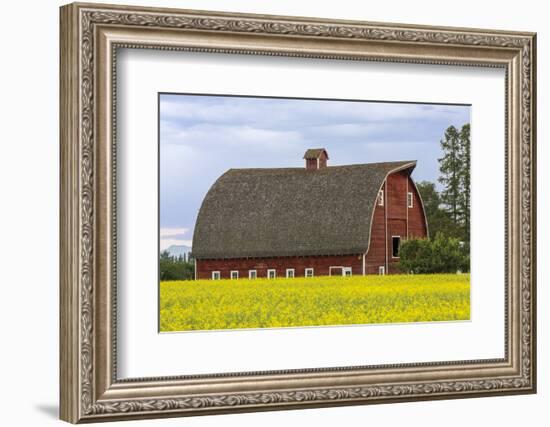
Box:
[192,161,416,259]
[303,148,329,159]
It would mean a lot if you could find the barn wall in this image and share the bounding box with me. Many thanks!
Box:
[365,170,428,274]
[407,176,429,238]
[196,254,363,280]
[365,181,386,274]
[386,171,408,273]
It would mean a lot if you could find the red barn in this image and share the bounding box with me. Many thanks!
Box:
[192,149,428,279]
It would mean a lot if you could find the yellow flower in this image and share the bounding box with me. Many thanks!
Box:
[159,274,470,332]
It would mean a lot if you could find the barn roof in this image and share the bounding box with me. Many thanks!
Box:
[192,160,416,259]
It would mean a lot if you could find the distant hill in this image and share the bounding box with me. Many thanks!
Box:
[165,244,192,258]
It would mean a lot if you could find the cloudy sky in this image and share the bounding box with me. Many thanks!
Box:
[159,93,470,250]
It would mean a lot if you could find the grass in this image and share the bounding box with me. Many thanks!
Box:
[159,273,470,332]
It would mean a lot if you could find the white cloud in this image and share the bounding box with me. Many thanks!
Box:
[159,93,471,235]
[161,96,468,130]
[160,98,278,125]
[162,124,304,149]
[160,227,189,237]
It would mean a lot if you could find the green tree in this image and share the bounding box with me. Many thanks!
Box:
[159,250,195,280]
[438,123,471,242]
[458,123,471,242]
[399,234,469,274]
[438,125,462,224]
[160,250,172,261]
[415,181,457,239]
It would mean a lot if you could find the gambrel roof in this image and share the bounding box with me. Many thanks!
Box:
[192,161,416,259]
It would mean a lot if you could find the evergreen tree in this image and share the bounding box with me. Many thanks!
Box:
[438,123,471,242]
[415,181,457,239]
[160,250,172,261]
[458,123,471,242]
[438,125,462,225]
[159,250,195,281]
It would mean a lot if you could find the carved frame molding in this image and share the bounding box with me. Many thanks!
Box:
[60,2,536,423]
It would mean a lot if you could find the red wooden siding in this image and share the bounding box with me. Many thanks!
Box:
[407,177,429,239]
[196,254,363,280]
[318,154,327,168]
[364,181,386,274]
[305,158,318,170]
[365,170,428,274]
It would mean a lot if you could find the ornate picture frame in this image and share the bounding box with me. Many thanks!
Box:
[60,2,536,423]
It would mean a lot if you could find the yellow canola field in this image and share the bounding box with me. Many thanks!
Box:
[160,273,470,332]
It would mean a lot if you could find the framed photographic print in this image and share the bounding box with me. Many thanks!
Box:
[158,93,471,332]
[60,2,537,423]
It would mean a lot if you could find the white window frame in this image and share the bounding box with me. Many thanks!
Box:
[392,235,401,258]
[286,268,295,278]
[212,271,221,280]
[230,270,239,280]
[343,267,352,277]
[267,269,276,279]
[378,189,384,206]
[407,191,414,208]
[379,266,385,275]
[305,268,314,278]
[248,270,257,279]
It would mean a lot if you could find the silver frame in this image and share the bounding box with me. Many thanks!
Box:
[60,2,536,423]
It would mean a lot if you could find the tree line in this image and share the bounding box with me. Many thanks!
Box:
[159,251,195,280]
[400,123,470,273]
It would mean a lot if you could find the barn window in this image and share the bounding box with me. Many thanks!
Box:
[407,192,413,208]
[212,271,221,280]
[392,236,401,258]
[248,270,257,279]
[343,267,352,277]
[286,268,295,278]
[230,270,239,279]
[305,268,314,278]
[378,189,384,206]
[379,266,385,275]
[267,269,276,279]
